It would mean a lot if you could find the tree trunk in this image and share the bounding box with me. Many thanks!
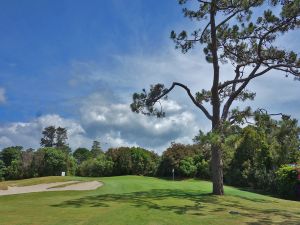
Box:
[210,0,224,196]
[211,142,224,195]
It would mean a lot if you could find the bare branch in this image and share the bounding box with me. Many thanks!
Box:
[152,82,213,120]
[221,64,261,120]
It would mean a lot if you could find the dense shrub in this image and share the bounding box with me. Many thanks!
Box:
[194,156,210,179]
[73,148,92,164]
[226,127,273,187]
[179,157,197,177]
[157,143,202,177]
[275,165,299,198]
[78,155,114,177]
[66,156,77,176]
[106,147,159,176]
[1,146,22,167]
[5,160,22,180]
[42,148,68,176]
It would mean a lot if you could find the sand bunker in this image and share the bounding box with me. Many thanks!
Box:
[0,181,102,196]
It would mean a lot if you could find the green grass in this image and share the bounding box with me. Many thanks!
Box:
[0,176,299,225]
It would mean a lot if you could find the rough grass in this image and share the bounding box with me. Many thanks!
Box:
[0,176,300,225]
[0,183,8,190]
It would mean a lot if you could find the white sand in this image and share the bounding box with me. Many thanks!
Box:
[0,181,102,196]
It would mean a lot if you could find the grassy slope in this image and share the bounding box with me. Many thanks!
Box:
[0,176,299,225]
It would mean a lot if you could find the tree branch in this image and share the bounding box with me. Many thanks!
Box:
[221,63,261,120]
[152,82,212,120]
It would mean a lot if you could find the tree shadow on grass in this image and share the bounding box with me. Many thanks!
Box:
[51,189,300,224]
[51,189,214,216]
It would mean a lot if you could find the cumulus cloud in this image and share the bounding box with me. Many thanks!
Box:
[79,93,199,152]
[0,96,200,153]
[0,115,92,151]
[0,88,6,104]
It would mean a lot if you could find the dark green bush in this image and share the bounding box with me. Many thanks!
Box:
[78,155,113,177]
[106,147,159,176]
[275,165,299,198]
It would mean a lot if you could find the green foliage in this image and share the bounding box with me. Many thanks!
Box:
[27,147,76,177]
[91,141,103,158]
[194,156,210,179]
[106,147,159,176]
[179,157,197,177]
[73,148,92,164]
[275,165,299,198]
[157,143,208,178]
[66,156,77,176]
[227,126,272,187]
[0,146,22,167]
[20,149,35,179]
[42,148,68,176]
[5,160,22,180]
[0,159,5,180]
[78,155,113,177]
[131,83,168,118]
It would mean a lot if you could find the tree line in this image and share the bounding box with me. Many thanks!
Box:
[0,113,300,199]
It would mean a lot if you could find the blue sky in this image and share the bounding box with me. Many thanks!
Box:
[0,0,299,153]
[0,0,182,121]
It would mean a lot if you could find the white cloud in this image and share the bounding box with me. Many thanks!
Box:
[79,93,199,152]
[0,88,6,104]
[0,115,92,151]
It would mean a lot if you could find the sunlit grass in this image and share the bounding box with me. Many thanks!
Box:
[0,176,299,225]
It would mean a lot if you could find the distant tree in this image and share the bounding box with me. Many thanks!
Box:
[5,160,22,180]
[157,143,200,177]
[0,160,6,180]
[40,126,69,153]
[78,155,114,177]
[130,0,300,195]
[42,148,67,176]
[270,116,300,167]
[32,147,73,177]
[66,155,77,176]
[105,147,159,176]
[131,147,159,175]
[179,157,197,177]
[20,148,34,178]
[0,146,22,167]
[40,126,56,147]
[55,127,68,148]
[73,148,92,164]
[91,141,103,158]
[228,126,272,187]
[32,149,46,177]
